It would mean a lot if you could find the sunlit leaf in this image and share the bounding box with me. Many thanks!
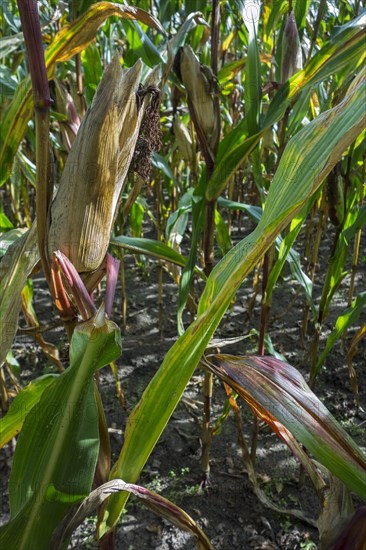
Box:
[0,375,57,448]
[98,67,366,536]
[0,311,122,549]
[207,13,366,200]
[214,208,232,257]
[110,235,205,279]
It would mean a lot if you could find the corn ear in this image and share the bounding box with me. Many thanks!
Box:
[48,53,154,273]
[178,45,219,154]
[281,12,303,83]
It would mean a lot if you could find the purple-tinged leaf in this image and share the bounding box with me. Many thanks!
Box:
[51,479,213,550]
[52,251,96,321]
[105,254,120,318]
[205,354,366,501]
[333,505,366,550]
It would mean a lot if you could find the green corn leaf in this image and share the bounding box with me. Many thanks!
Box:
[0,228,28,257]
[165,189,194,239]
[264,12,366,128]
[218,57,246,84]
[81,44,102,104]
[152,152,177,183]
[111,235,187,266]
[207,133,260,200]
[4,352,20,378]
[287,86,312,136]
[129,202,145,238]
[342,203,366,244]
[98,64,366,537]
[207,12,366,201]
[15,151,36,189]
[0,311,122,549]
[201,70,366,313]
[205,354,366,500]
[263,0,287,41]
[215,118,247,164]
[315,292,366,379]
[214,208,232,257]
[0,375,57,448]
[218,197,262,222]
[244,25,261,136]
[167,11,209,57]
[124,20,165,67]
[110,235,205,279]
[293,0,312,33]
[0,31,24,58]
[165,206,190,243]
[0,213,14,233]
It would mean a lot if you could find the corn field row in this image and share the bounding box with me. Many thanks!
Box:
[0,1,365,548]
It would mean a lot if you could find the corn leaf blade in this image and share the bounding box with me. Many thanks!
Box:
[201,71,365,312]
[205,354,366,500]
[110,235,201,273]
[0,374,57,448]
[54,479,213,550]
[0,314,122,549]
[207,13,366,201]
[99,65,366,536]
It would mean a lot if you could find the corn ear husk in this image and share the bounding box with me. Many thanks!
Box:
[179,45,219,153]
[48,54,156,273]
[173,116,195,164]
[281,12,303,83]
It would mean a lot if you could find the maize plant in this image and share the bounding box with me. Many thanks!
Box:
[0,1,365,549]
